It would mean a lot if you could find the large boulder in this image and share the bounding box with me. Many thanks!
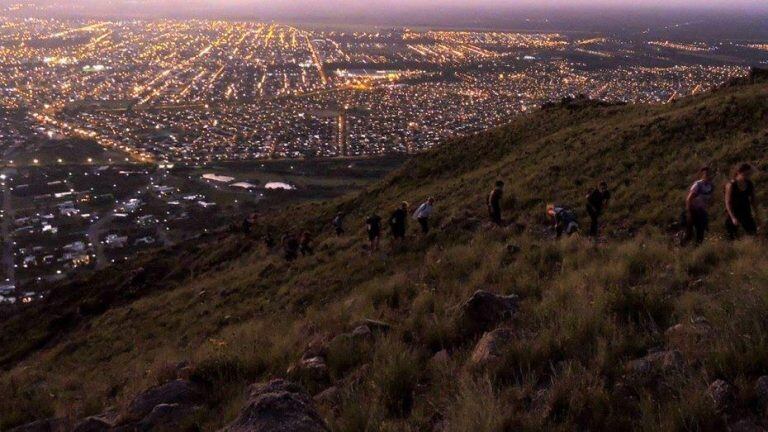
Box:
[469,328,514,366]
[124,379,205,422]
[219,379,328,432]
[457,290,518,335]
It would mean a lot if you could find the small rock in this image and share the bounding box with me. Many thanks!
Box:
[709,379,737,412]
[125,379,205,422]
[313,386,340,406]
[665,321,713,357]
[625,350,683,375]
[470,328,514,366]
[287,356,330,387]
[301,338,329,361]
[458,290,518,335]
[219,379,328,432]
[430,349,450,365]
[754,376,768,403]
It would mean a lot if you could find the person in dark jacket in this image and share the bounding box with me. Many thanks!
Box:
[281,233,299,261]
[586,181,610,237]
[488,181,504,225]
[389,202,408,241]
[366,212,383,252]
[725,163,760,239]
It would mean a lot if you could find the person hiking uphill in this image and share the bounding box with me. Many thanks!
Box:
[488,181,504,225]
[725,163,760,239]
[281,233,299,262]
[413,197,435,234]
[683,166,715,245]
[332,212,345,236]
[389,202,408,241]
[299,231,314,256]
[547,204,579,238]
[366,211,383,253]
[586,181,610,237]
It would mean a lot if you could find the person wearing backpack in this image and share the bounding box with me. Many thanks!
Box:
[547,204,579,238]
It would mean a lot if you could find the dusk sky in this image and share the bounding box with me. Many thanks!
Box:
[54,0,768,14]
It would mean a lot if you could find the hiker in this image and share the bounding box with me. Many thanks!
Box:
[683,166,715,245]
[281,233,299,261]
[242,212,257,235]
[264,229,276,249]
[488,181,504,225]
[725,163,759,239]
[242,216,253,234]
[389,202,408,241]
[413,197,435,234]
[366,212,383,252]
[586,181,611,237]
[332,212,345,236]
[547,204,579,238]
[299,231,314,256]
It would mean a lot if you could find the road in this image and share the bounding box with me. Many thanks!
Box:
[1,170,15,286]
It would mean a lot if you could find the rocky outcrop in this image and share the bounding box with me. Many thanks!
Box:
[219,379,328,432]
[457,290,518,335]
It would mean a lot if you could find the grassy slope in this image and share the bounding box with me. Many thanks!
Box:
[1,74,768,431]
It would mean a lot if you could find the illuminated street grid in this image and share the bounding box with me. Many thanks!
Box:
[0,19,761,163]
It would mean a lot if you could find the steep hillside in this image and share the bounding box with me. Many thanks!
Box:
[1,70,768,432]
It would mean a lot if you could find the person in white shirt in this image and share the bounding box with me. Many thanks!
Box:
[413,197,435,234]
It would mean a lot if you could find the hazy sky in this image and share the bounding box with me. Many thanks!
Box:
[60,0,768,14]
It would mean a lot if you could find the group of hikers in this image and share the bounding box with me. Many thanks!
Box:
[243,162,760,261]
[682,163,760,244]
[359,197,436,252]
